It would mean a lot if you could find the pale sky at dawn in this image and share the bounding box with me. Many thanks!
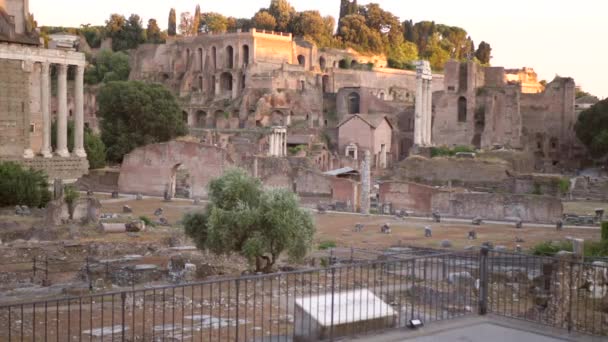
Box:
[30,0,607,98]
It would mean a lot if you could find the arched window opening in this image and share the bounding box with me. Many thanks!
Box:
[198,48,203,71]
[196,111,207,128]
[458,97,467,122]
[220,72,233,93]
[297,55,305,66]
[319,56,326,70]
[226,46,234,69]
[242,45,250,65]
[348,92,360,114]
[212,47,217,70]
[322,75,330,93]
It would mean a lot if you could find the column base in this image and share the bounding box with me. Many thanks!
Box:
[74,149,87,158]
[41,149,53,158]
[410,145,433,158]
[23,149,34,159]
[56,149,70,158]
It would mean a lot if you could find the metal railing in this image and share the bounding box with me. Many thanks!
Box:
[485,249,608,336]
[0,252,479,341]
[1,248,606,341]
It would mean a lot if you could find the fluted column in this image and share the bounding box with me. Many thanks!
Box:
[426,81,433,145]
[414,77,423,146]
[56,64,70,157]
[73,65,86,157]
[40,62,52,158]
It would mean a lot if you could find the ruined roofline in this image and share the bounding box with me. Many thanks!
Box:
[175,28,292,42]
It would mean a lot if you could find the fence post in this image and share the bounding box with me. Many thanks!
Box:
[86,257,92,290]
[235,278,240,342]
[329,267,336,341]
[478,247,489,315]
[121,292,126,340]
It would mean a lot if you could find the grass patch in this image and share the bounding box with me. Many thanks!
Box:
[430,145,475,158]
[318,240,337,250]
[532,240,608,257]
[139,215,157,227]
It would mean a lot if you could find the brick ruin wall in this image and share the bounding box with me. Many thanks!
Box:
[0,59,30,156]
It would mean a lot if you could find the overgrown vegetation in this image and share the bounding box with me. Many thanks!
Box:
[575,98,608,159]
[63,185,80,220]
[139,215,157,228]
[98,81,187,163]
[430,145,476,158]
[84,49,131,85]
[0,162,51,208]
[532,240,608,257]
[602,221,608,241]
[183,169,315,273]
[318,240,337,250]
[558,178,571,195]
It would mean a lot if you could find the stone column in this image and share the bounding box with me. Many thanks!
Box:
[40,62,52,158]
[360,150,371,215]
[56,64,70,157]
[283,132,287,157]
[420,81,428,146]
[426,81,433,145]
[414,73,423,146]
[73,65,86,157]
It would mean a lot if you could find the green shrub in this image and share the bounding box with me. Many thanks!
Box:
[139,215,157,227]
[0,162,51,208]
[602,221,608,241]
[531,240,573,256]
[318,240,337,250]
[558,178,571,194]
[63,185,80,219]
[430,145,475,158]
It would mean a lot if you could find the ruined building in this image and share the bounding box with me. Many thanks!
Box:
[433,60,584,171]
[0,0,88,180]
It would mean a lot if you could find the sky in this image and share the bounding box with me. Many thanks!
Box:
[30,0,607,98]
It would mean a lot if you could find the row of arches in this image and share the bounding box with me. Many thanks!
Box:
[187,44,250,72]
[183,109,242,129]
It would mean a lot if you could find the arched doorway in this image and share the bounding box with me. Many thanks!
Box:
[196,110,207,128]
[215,110,229,129]
[182,111,189,124]
[170,164,192,199]
[212,46,217,70]
[297,55,306,66]
[347,92,360,114]
[319,56,326,70]
[226,46,234,69]
[220,72,233,93]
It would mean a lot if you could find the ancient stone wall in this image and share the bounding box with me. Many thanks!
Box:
[294,169,332,197]
[432,192,563,223]
[392,156,512,190]
[331,177,360,210]
[0,59,30,156]
[378,181,439,214]
[0,156,89,181]
[118,141,232,198]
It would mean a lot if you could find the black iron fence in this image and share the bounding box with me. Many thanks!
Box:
[0,248,606,341]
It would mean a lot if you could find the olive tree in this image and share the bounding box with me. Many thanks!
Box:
[183,168,315,273]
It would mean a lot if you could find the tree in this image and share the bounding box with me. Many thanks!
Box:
[268,0,296,32]
[252,11,277,31]
[291,11,335,48]
[80,24,105,48]
[147,19,164,44]
[338,14,383,53]
[84,49,130,84]
[192,5,202,35]
[105,13,145,51]
[183,169,315,273]
[84,128,107,169]
[168,8,177,36]
[0,162,51,208]
[338,0,359,34]
[200,12,229,33]
[179,12,193,36]
[475,41,492,65]
[98,81,187,163]
[575,98,608,158]
[387,41,418,69]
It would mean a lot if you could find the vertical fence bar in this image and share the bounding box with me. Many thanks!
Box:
[478,247,489,315]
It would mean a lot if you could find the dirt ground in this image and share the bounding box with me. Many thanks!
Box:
[98,196,602,253]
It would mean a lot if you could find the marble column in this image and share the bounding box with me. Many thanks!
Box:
[40,62,52,158]
[414,77,423,146]
[56,64,70,157]
[73,65,86,158]
[420,81,428,146]
[282,132,287,157]
[426,82,433,145]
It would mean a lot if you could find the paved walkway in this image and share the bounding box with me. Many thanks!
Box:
[352,315,605,342]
